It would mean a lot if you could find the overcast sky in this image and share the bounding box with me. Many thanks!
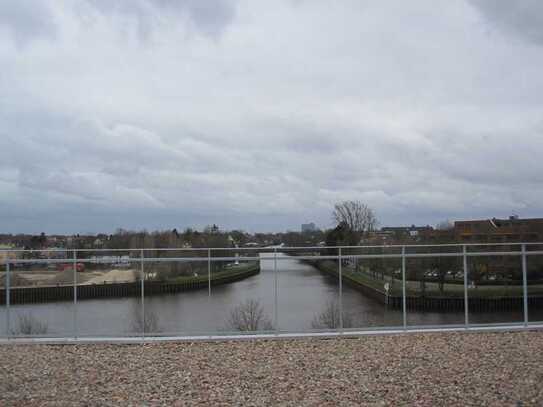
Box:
[1,0,542,234]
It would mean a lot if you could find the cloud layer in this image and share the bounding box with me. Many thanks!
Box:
[1,0,542,233]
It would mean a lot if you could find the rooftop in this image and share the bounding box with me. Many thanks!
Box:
[2,331,542,405]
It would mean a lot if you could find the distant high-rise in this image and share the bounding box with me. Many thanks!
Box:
[301,222,317,233]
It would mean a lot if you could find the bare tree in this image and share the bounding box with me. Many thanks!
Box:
[12,313,48,336]
[226,299,273,331]
[436,219,454,231]
[130,303,162,334]
[311,300,354,330]
[332,201,377,245]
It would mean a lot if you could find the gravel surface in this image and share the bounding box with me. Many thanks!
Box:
[1,331,543,406]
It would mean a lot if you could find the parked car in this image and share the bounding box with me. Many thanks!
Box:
[57,263,85,273]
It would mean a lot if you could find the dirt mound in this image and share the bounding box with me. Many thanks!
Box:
[0,273,32,288]
[50,269,78,285]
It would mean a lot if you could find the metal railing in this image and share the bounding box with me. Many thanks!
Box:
[1,242,543,341]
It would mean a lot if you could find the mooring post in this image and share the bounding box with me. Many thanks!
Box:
[522,244,528,327]
[73,249,78,339]
[463,245,469,328]
[339,247,343,333]
[402,246,406,330]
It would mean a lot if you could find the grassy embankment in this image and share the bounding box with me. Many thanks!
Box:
[314,260,543,299]
[166,262,260,285]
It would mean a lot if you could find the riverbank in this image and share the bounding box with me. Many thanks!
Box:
[2,330,542,405]
[0,263,260,305]
[309,259,543,312]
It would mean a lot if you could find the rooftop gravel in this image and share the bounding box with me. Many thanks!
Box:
[1,331,542,406]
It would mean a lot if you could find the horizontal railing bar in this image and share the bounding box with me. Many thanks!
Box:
[2,323,543,345]
[3,250,543,265]
[1,242,543,253]
[132,256,263,262]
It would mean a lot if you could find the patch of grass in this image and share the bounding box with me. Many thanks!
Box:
[167,262,259,284]
[313,260,543,299]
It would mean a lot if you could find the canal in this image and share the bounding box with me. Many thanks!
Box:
[0,253,538,336]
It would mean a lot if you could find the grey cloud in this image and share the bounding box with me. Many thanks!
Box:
[169,0,236,37]
[2,110,542,233]
[1,1,543,233]
[4,105,542,233]
[85,0,236,38]
[0,0,57,44]
[470,0,543,45]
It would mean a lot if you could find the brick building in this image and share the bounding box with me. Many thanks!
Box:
[454,216,543,243]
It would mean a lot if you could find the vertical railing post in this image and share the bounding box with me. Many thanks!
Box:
[339,247,343,332]
[73,249,78,339]
[522,244,528,327]
[463,245,469,328]
[402,246,406,330]
[274,248,278,334]
[6,261,10,338]
[141,249,145,339]
[208,249,211,297]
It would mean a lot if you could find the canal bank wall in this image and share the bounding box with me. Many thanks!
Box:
[307,259,543,312]
[304,259,388,303]
[0,263,260,305]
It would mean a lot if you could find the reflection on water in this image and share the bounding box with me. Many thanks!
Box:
[1,253,542,336]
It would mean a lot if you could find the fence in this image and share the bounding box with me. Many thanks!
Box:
[1,243,543,341]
